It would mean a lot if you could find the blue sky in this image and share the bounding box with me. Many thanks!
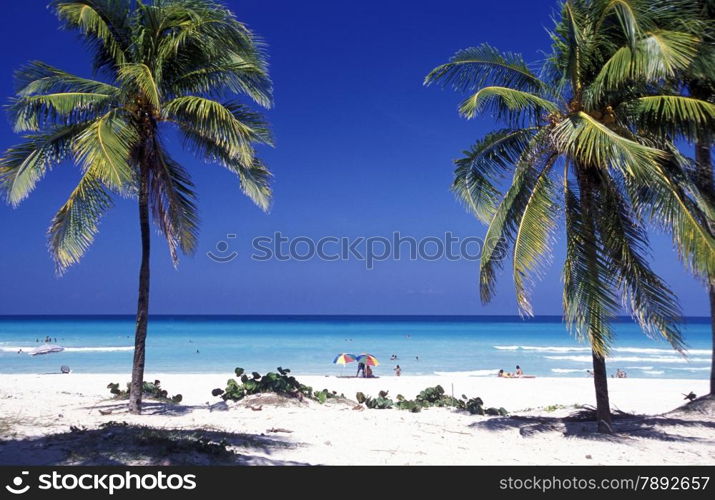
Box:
[0,0,709,315]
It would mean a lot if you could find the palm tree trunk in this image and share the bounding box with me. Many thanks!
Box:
[694,139,714,395]
[709,280,715,395]
[128,162,151,414]
[591,349,612,433]
[574,165,613,432]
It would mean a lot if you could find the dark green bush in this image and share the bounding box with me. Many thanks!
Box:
[107,380,182,404]
[356,385,505,416]
[212,367,339,404]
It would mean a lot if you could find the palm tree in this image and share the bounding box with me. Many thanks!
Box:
[0,0,273,413]
[648,0,715,394]
[426,0,715,432]
[685,1,715,395]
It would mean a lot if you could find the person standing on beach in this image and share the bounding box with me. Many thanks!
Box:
[356,362,365,378]
[394,365,401,376]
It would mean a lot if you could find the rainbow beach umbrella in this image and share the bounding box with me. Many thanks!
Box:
[333,353,357,365]
[356,353,379,366]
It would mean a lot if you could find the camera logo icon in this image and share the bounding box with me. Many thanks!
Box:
[5,471,30,495]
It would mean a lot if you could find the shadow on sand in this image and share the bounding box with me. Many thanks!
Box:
[0,421,307,466]
[469,395,715,444]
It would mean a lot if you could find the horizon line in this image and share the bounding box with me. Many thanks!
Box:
[0,313,710,321]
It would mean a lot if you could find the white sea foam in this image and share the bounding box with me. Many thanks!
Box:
[615,347,712,355]
[1,346,133,353]
[433,369,499,377]
[550,368,586,374]
[624,366,654,370]
[643,370,665,375]
[671,367,710,372]
[64,347,133,352]
[494,345,711,355]
[493,345,589,353]
[544,355,710,364]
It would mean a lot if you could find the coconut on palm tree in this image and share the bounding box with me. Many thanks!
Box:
[426,0,715,432]
[0,0,273,413]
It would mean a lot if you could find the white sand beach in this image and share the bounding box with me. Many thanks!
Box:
[0,373,713,465]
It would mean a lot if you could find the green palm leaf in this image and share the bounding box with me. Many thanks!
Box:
[164,96,272,164]
[459,86,558,123]
[15,61,120,97]
[118,63,161,109]
[551,111,665,176]
[0,124,90,205]
[563,180,620,356]
[149,138,199,263]
[624,95,715,141]
[479,143,550,304]
[425,44,547,94]
[179,127,272,210]
[72,110,138,192]
[597,175,684,351]
[587,29,700,104]
[512,154,559,315]
[453,128,539,223]
[52,0,131,70]
[9,92,114,132]
[48,169,113,273]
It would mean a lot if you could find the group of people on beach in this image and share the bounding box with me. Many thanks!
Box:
[36,336,56,343]
[355,362,374,378]
[498,365,525,378]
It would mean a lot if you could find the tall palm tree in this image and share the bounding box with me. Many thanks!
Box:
[426,0,715,432]
[685,1,715,395]
[647,0,715,394]
[0,0,273,413]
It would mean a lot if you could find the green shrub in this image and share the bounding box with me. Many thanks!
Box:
[356,385,505,416]
[107,380,182,404]
[212,366,338,404]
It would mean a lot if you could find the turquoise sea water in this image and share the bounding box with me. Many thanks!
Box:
[0,316,710,379]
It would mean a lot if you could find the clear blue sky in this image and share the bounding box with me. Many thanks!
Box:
[0,0,708,315]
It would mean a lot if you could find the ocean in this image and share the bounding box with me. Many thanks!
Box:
[0,316,711,379]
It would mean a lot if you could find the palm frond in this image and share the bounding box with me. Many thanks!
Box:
[179,126,271,210]
[587,29,700,104]
[48,169,113,273]
[15,61,120,96]
[72,110,138,192]
[512,154,559,315]
[452,128,539,223]
[623,95,715,141]
[149,138,199,263]
[597,175,684,351]
[52,0,131,70]
[0,123,90,206]
[563,179,620,356]
[479,134,552,303]
[117,63,160,109]
[552,111,665,175]
[163,57,272,107]
[459,86,558,125]
[641,157,715,278]
[164,96,272,164]
[425,44,547,94]
[9,92,115,132]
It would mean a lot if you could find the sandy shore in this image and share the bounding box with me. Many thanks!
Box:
[0,373,713,465]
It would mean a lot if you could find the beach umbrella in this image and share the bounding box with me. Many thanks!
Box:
[356,353,379,366]
[333,353,357,365]
[28,344,64,356]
